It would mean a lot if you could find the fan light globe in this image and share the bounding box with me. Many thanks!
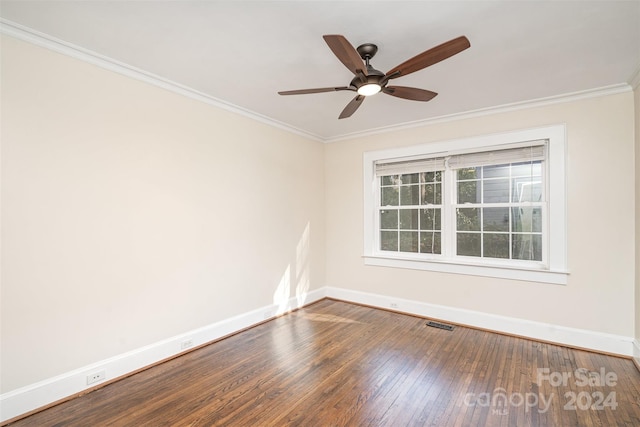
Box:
[357,83,381,96]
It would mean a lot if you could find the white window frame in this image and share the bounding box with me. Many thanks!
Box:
[363,124,568,285]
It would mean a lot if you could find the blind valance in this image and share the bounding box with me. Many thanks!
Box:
[375,157,446,176]
[374,140,547,176]
[447,140,547,169]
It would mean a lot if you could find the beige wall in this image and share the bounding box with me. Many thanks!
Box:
[325,91,635,336]
[635,84,640,359]
[1,32,638,398]
[0,36,325,392]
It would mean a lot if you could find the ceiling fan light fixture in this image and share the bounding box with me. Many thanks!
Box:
[278,34,471,118]
[357,83,381,96]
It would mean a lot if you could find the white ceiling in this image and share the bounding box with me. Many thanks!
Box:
[1,1,639,141]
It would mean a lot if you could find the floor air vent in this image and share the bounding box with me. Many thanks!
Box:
[426,321,455,331]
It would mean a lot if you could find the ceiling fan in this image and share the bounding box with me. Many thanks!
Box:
[278,35,470,119]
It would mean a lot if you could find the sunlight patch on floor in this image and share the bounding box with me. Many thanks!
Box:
[301,312,362,324]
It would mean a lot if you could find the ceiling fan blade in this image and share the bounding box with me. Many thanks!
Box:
[339,95,365,119]
[383,86,438,102]
[386,36,470,79]
[278,87,353,95]
[323,35,368,76]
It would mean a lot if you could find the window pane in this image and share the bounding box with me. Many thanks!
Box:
[421,171,442,183]
[420,232,441,254]
[483,233,510,259]
[399,173,419,184]
[483,164,509,179]
[457,208,480,231]
[457,181,479,204]
[457,233,481,257]
[399,209,419,230]
[483,207,509,232]
[399,231,419,252]
[483,178,510,203]
[512,207,542,233]
[420,208,441,231]
[512,179,542,202]
[380,231,398,251]
[400,185,420,205]
[458,167,481,180]
[380,209,398,229]
[381,187,399,206]
[512,162,541,178]
[421,183,441,204]
[381,175,399,186]
[513,234,542,261]
[378,154,547,264]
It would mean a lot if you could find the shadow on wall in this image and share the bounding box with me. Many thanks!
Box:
[273,222,311,315]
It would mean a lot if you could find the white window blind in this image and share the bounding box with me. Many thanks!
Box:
[375,140,547,176]
[375,157,446,176]
[447,140,547,169]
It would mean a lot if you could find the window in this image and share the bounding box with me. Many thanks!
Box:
[379,167,443,254]
[363,125,568,284]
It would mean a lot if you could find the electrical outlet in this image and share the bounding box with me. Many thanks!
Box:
[86,370,106,385]
[390,302,399,309]
[180,339,193,350]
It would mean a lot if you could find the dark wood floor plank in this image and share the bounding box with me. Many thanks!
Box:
[6,298,640,427]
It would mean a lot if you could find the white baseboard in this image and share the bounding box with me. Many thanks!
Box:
[325,287,635,357]
[1,285,633,423]
[633,339,640,369]
[0,288,326,424]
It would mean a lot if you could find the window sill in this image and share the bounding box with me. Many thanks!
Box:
[363,254,569,285]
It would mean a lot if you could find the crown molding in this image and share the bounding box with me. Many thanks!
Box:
[325,83,632,143]
[2,18,634,145]
[0,18,324,143]
[629,63,640,90]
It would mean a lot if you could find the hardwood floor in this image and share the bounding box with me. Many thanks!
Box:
[7,299,640,426]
